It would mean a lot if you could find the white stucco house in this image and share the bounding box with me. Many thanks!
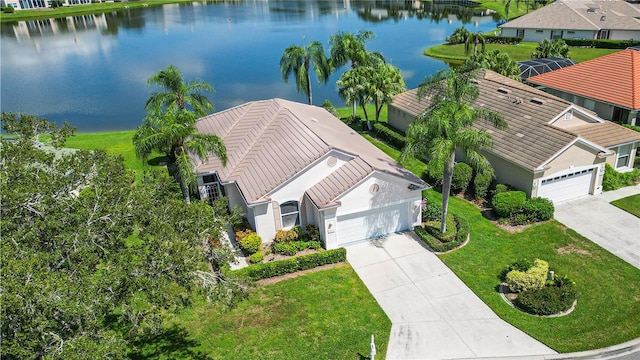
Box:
[192,99,428,249]
[388,70,640,204]
[499,0,640,42]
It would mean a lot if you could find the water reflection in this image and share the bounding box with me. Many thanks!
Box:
[0,0,499,131]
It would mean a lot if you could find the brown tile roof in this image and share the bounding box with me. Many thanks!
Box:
[391,70,624,171]
[194,99,426,206]
[527,49,640,110]
[499,0,640,31]
[569,121,640,147]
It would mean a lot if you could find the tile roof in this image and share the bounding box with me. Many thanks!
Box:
[194,99,426,206]
[527,49,640,110]
[499,0,640,31]
[569,121,640,147]
[390,70,617,171]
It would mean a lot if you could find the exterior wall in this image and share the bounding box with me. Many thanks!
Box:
[251,202,275,244]
[388,104,414,133]
[480,152,536,197]
[609,142,639,172]
[562,30,598,39]
[320,208,339,250]
[610,30,640,41]
[550,110,598,129]
[523,29,552,43]
[501,28,597,42]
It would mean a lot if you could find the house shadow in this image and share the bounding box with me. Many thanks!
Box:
[129,324,210,360]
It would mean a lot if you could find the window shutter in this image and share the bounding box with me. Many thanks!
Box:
[272,201,282,230]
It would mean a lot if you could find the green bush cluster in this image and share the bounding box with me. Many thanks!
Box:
[2,6,15,13]
[274,229,298,243]
[603,163,640,191]
[562,38,640,49]
[622,124,640,133]
[494,183,513,194]
[414,213,469,252]
[492,191,527,218]
[248,252,264,264]
[506,259,549,293]
[273,241,322,256]
[484,35,522,45]
[422,200,442,222]
[239,233,262,255]
[515,282,577,316]
[425,213,457,242]
[372,123,407,150]
[321,99,339,118]
[473,171,492,200]
[452,162,473,192]
[231,248,347,281]
[446,27,471,44]
[522,197,554,222]
[297,224,321,242]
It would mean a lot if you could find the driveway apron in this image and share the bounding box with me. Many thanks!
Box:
[554,184,640,270]
[346,233,556,360]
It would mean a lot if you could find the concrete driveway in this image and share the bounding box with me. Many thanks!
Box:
[554,184,640,270]
[346,233,556,360]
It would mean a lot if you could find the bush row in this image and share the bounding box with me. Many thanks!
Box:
[2,6,15,13]
[272,240,322,256]
[372,123,407,150]
[602,163,640,191]
[484,35,522,45]
[274,224,321,243]
[562,38,640,49]
[230,248,347,281]
[491,190,554,224]
[414,213,469,252]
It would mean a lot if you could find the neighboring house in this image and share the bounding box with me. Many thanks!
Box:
[388,70,640,204]
[527,49,640,125]
[1,0,92,10]
[193,99,428,249]
[499,0,640,42]
[517,57,576,81]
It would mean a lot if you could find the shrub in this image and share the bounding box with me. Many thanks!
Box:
[494,183,512,194]
[484,35,522,45]
[446,26,471,44]
[425,213,457,242]
[523,197,554,222]
[239,232,262,255]
[492,191,526,218]
[321,99,339,118]
[414,213,468,252]
[622,124,640,133]
[300,224,320,242]
[515,284,576,315]
[2,6,15,13]
[508,258,533,273]
[563,38,640,49]
[274,229,298,243]
[473,171,492,200]
[602,163,640,191]
[235,228,253,242]
[249,251,264,264]
[231,248,347,280]
[506,259,549,293]
[273,242,299,256]
[452,162,473,193]
[372,123,407,150]
[512,213,529,225]
[422,200,442,222]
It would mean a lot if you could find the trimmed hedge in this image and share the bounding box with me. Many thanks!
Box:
[563,38,640,49]
[506,259,549,293]
[452,162,473,192]
[248,251,264,264]
[485,35,522,45]
[515,283,577,316]
[414,213,469,252]
[425,213,457,242]
[473,171,492,200]
[272,241,322,256]
[372,123,407,150]
[230,248,347,281]
[492,191,526,218]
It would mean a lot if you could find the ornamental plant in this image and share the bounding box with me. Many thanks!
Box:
[505,259,549,293]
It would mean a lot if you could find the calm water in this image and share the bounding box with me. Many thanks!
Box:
[1,0,499,132]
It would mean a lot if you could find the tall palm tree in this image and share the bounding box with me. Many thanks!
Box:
[336,66,371,126]
[367,63,406,122]
[505,0,512,22]
[464,31,486,55]
[145,64,214,117]
[133,108,226,203]
[401,69,508,233]
[465,50,521,81]
[329,29,383,70]
[279,40,330,105]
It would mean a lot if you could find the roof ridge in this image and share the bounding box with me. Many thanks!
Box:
[568,0,600,29]
[632,50,640,109]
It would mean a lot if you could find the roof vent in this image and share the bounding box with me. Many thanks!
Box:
[530,97,546,105]
[600,15,606,21]
[310,117,319,122]
[497,87,511,94]
[486,129,494,134]
[516,133,525,138]
[587,7,597,12]
[524,115,532,119]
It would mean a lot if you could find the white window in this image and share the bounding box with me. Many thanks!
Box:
[616,144,632,169]
[202,174,223,205]
[517,29,524,37]
[280,201,300,229]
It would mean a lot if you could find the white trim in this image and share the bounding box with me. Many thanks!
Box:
[547,105,603,125]
[535,137,612,171]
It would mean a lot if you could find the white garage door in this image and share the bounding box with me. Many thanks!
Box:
[537,167,595,204]
[336,203,409,246]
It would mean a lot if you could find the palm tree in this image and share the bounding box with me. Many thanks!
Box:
[465,50,521,81]
[336,66,371,126]
[134,108,226,203]
[279,40,331,105]
[531,39,570,59]
[464,31,486,55]
[145,64,214,117]
[505,0,512,22]
[367,63,406,122]
[401,69,508,233]
[329,30,383,70]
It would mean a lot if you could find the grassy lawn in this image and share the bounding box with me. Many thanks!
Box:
[363,136,640,352]
[152,265,391,360]
[424,43,619,65]
[611,194,640,218]
[64,130,165,177]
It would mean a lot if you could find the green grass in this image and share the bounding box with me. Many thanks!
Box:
[336,104,388,123]
[363,136,640,353]
[64,130,165,177]
[477,0,531,20]
[159,265,391,360]
[424,43,619,64]
[611,194,640,218]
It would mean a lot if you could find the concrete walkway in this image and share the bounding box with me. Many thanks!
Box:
[555,184,640,270]
[346,233,556,360]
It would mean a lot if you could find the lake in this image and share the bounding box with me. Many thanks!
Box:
[0,0,500,132]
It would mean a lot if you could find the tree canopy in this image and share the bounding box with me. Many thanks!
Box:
[280,40,331,105]
[145,64,215,117]
[465,50,521,81]
[1,112,76,148]
[531,39,570,59]
[1,138,245,359]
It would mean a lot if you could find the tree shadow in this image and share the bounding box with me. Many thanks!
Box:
[129,324,210,360]
[147,155,168,167]
[356,353,372,360]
